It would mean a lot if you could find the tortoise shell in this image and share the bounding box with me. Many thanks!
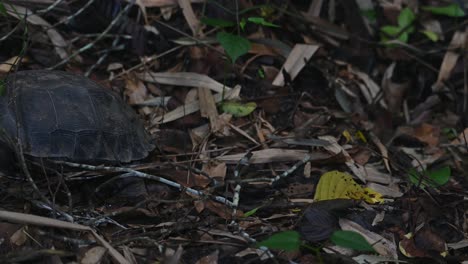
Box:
[0,70,154,162]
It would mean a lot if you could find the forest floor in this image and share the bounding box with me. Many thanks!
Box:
[0,1,467,263]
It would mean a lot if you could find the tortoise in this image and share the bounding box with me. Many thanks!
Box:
[0,70,154,163]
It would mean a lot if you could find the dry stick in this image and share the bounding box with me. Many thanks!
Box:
[45,0,96,29]
[0,20,22,42]
[228,150,276,262]
[47,0,134,70]
[0,210,131,264]
[36,0,67,14]
[56,161,234,207]
[231,152,252,216]
[154,19,223,55]
[111,45,183,80]
[69,33,131,44]
[270,154,312,183]
[85,36,122,76]
[229,221,276,262]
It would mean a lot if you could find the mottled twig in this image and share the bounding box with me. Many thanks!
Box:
[231,151,252,216]
[55,161,234,207]
[271,154,311,183]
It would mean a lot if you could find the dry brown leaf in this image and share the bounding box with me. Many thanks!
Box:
[198,86,222,131]
[361,166,393,185]
[194,200,205,213]
[0,210,129,264]
[185,87,199,103]
[198,228,248,243]
[366,129,391,173]
[235,248,270,260]
[122,246,138,264]
[138,72,232,93]
[413,123,440,147]
[382,63,408,113]
[284,183,314,196]
[289,198,314,203]
[195,250,219,264]
[272,44,319,86]
[202,200,243,219]
[10,226,27,246]
[177,0,202,37]
[434,31,466,91]
[152,85,240,124]
[366,182,402,198]
[81,246,108,264]
[6,4,69,60]
[125,77,149,105]
[307,0,324,17]
[318,135,367,182]
[166,245,184,264]
[228,123,259,145]
[249,43,279,57]
[190,123,211,146]
[352,67,387,109]
[202,161,227,181]
[217,149,330,164]
[0,56,26,73]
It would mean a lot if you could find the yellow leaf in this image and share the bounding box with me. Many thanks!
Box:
[355,130,367,143]
[314,171,383,204]
[342,130,353,143]
[220,101,257,117]
[362,187,384,204]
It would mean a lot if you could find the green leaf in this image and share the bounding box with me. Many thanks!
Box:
[243,206,261,217]
[257,231,301,252]
[257,68,265,79]
[420,30,439,42]
[422,4,465,17]
[380,25,409,43]
[442,127,457,140]
[398,7,415,32]
[427,166,451,186]
[216,32,251,63]
[200,17,236,28]
[239,18,247,31]
[381,25,400,35]
[331,231,375,252]
[247,17,280,28]
[408,166,451,188]
[220,101,257,117]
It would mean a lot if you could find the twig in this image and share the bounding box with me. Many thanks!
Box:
[85,36,122,76]
[231,151,252,216]
[110,45,183,81]
[46,0,96,29]
[271,154,311,183]
[36,0,67,14]
[47,0,134,69]
[55,161,234,207]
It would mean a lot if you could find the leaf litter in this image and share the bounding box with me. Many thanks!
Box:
[0,0,467,263]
